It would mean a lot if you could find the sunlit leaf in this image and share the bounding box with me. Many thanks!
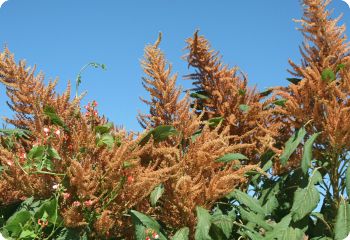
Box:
[150,184,164,207]
[195,207,212,240]
[301,132,320,174]
[280,127,306,166]
[216,153,248,163]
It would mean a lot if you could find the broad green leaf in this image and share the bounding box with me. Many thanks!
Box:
[321,68,336,82]
[245,231,264,240]
[0,128,31,138]
[346,164,350,198]
[215,153,248,163]
[208,117,224,127]
[238,207,272,231]
[122,161,134,168]
[130,210,167,240]
[291,170,321,221]
[19,230,36,239]
[56,228,82,240]
[239,104,250,113]
[34,198,61,224]
[301,133,320,174]
[273,99,288,107]
[43,105,69,131]
[130,210,160,231]
[195,206,212,240]
[238,89,246,96]
[334,198,350,240]
[172,227,189,240]
[280,127,306,166]
[310,237,333,240]
[27,146,45,161]
[260,89,273,97]
[264,215,292,239]
[262,194,279,214]
[97,134,114,149]
[152,125,178,141]
[4,210,31,237]
[139,125,178,146]
[337,63,346,71]
[280,227,305,240]
[232,190,266,215]
[150,184,164,207]
[191,129,202,143]
[286,78,302,84]
[211,209,234,238]
[95,122,113,135]
[47,147,61,160]
[190,91,209,100]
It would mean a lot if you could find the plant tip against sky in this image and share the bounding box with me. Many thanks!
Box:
[0,0,350,132]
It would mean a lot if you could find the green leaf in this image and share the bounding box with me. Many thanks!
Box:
[139,125,178,146]
[130,210,166,240]
[259,89,273,97]
[215,153,248,163]
[95,122,113,135]
[239,104,250,113]
[334,198,350,240]
[238,89,246,96]
[150,184,164,207]
[346,165,350,198]
[280,227,305,240]
[191,129,202,143]
[264,215,292,239]
[34,198,61,224]
[122,161,134,168]
[232,190,266,215]
[291,170,321,222]
[172,227,189,240]
[208,117,224,127]
[211,209,233,239]
[190,92,209,100]
[43,105,69,131]
[336,63,346,72]
[0,128,31,138]
[280,127,306,166]
[27,146,45,161]
[301,132,320,174]
[97,133,114,149]
[273,98,288,107]
[130,210,160,231]
[321,68,336,82]
[286,78,302,84]
[262,194,279,215]
[47,147,61,160]
[4,210,31,237]
[238,207,272,231]
[19,230,37,239]
[56,228,82,240]
[195,206,212,240]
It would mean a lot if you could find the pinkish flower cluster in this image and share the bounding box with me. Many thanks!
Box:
[84,100,98,118]
[62,192,70,201]
[43,127,61,138]
[145,228,159,240]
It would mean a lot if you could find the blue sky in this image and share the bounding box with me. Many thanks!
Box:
[0,0,349,132]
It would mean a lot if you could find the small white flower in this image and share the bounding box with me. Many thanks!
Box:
[55,129,61,136]
[52,183,60,190]
[0,231,5,240]
[43,127,50,134]
[152,233,159,239]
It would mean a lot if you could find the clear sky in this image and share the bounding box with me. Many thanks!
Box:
[0,0,349,132]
